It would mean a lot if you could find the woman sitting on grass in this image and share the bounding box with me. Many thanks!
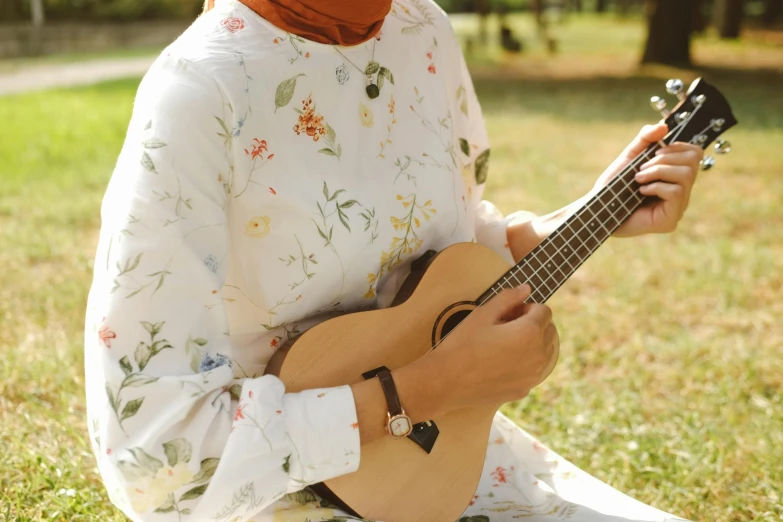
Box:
[84,0,702,520]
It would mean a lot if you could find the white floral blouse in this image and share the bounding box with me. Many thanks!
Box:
[84,1,688,521]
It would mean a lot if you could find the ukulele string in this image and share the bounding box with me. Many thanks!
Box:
[427,111,699,353]
[497,103,707,306]
[521,103,709,304]
[478,132,676,305]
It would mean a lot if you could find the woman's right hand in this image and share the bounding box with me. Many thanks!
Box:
[406,285,560,418]
[351,285,558,444]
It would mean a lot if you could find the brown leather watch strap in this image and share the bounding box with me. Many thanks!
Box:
[376,369,403,416]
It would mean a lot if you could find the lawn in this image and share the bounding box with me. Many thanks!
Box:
[1,14,782,522]
[0,45,164,74]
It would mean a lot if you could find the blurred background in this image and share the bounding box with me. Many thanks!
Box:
[0,1,781,521]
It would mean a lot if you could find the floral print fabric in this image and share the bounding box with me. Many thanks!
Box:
[84,1,686,521]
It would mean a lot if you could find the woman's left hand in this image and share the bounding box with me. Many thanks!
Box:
[596,123,704,238]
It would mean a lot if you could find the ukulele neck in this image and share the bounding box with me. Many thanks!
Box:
[477,144,661,305]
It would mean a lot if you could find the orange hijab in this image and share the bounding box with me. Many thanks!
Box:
[203,0,392,46]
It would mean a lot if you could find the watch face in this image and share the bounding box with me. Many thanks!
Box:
[389,415,412,437]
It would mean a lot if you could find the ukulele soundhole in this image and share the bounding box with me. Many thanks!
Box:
[441,310,472,338]
[432,301,477,347]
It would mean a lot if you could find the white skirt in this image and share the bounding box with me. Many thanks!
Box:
[259,413,689,522]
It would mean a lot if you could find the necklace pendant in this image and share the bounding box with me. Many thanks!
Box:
[366,79,380,99]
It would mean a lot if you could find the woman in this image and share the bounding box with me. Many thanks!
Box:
[84,0,702,520]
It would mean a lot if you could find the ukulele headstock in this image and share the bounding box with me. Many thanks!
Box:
[650,78,738,171]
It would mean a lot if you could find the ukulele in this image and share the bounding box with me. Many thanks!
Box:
[267,78,737,522]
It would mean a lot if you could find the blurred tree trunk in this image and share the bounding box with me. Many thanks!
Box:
[692,0,710,33]
[641,0,693,66]
[596,0,608,12]
[476,0,489,46]
[30,0,45,26]
[572,0,583,12]
[762,0,782,26]
[714,0,744,38]
[532,0,546,37]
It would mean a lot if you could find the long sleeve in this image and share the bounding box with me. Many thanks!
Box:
[447,33,535,266]
[84,54,359,522]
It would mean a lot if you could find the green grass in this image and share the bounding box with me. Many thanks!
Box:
[1,14,782,522]
[0,46,162,74]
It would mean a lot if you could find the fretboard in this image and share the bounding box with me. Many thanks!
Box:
[477,144,661,305]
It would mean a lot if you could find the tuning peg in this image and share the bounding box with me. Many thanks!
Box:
[715,139,731,154]
[650,96,670,117]
[666,79,686,101]
[700,156,716,171]
[675,111,691,124]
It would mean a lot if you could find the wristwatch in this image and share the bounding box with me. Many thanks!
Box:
[376,369,413,438]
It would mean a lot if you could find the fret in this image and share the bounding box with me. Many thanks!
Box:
[562,220,590,255]
[500,275,513,290]
[527,288,548,304]
[604,184,629,224]
[527,267,554,298]
[572,213,602,252]
[508,269,524,287]
[539,241,570,281]
[476,143,672,306]
[583,200,614,238]
[554,231,586,266]
[594,196,622,231]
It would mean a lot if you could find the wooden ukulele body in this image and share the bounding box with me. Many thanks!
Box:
[277,242,512,522]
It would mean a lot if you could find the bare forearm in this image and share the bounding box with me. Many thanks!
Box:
[506,195,590,263]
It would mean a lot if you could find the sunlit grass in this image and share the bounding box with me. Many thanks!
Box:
[1,14,781,522]
[0,45,164,74]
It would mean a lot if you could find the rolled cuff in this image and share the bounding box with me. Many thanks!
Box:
[475,200,535,266]
[281,384,361,485]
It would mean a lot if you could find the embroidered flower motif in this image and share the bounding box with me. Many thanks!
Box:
[305,52,310,58]
[293,95,326,142]
[234,403,247,421]
[127,463,194,513]
[221,17,245,33]
[532,440,549,454]
[203,254,218,273]
[491,466,508,484]
[154,463,194,491]
[359,104,374,128]
[427,63,437,74]
[335,64,350,85]
[245,216,271,238]
[199,353,231,372]
[98,318,116,348]
[244,138,268,160]
[127,479,168,514]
